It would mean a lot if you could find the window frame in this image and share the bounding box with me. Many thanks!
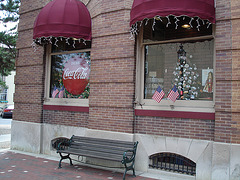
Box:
[44,45,91,107]
[135,27,216,113]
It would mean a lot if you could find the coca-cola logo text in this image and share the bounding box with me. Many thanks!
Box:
[63,67,89,80]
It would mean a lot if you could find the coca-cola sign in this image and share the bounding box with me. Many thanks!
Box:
[62,56,90,95]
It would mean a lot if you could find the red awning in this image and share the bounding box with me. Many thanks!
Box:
[33,0,91,43]
[130,0,215,27]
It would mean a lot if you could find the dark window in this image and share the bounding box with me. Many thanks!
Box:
[149,152,196,176]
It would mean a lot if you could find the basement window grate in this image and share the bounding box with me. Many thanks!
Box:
[149,152,196,176]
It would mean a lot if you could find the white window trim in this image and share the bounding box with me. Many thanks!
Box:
[44,45,91,107]
[135,27,216,113]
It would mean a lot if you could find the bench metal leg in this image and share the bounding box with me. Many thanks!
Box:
[132,168,136,177]
[122,163,136,180]
[58,153,73,168]
[123,169,127,180]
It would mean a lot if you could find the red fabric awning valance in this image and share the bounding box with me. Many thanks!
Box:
[130,0,215,27]
[33,0,91,43]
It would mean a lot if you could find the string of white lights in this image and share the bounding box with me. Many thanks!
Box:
[130,15,213,38]
[174,16,180,29]
[32,36,89,49]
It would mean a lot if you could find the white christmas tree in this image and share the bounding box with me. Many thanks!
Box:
[172,44,201,100]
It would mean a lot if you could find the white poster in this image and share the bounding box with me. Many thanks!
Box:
[202,69,213,86]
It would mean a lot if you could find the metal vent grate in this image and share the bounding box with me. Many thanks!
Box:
[149,152,196,176]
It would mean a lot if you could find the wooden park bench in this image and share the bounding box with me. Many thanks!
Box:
[56,135,139,180]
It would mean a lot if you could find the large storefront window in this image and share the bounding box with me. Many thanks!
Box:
[45,39,91,106]
[144,40,214,101]
[143,17,214,100]
[136,17,215,112]
[50,52,90,99]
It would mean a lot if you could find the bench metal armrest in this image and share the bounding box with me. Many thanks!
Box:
[57,139,71,151]
[121,149,136,164]
[121,141,139,164]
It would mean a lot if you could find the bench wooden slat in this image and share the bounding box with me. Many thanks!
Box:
[70,142,133,154]
[71,141,134,149]
[71,136,134,145]
[71,140,134,149]
[68,145,133,157]
[70,145,125,156]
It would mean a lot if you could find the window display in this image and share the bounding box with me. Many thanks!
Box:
[141,16,214,102]
[49,40,91,99]
[144,40,214,101]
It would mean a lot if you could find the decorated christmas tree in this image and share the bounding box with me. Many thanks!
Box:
[172,44,201,100]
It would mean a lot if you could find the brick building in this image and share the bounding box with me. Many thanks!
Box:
[12,0,240,179]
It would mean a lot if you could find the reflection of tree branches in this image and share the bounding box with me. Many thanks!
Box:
[81,83,90,98]
[50,55,64,89]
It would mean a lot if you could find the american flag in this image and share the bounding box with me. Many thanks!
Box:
[167,85,179,102]
[52,86,59,98]
[58,87,64,98]
[152,86,165,103]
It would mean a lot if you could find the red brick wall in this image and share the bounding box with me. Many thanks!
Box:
[88,107,134,133]
[135,116,215,141]
[230,0,240,143]
[14,0,48,123]
[214,0,235,143]
[88,0,136,133]
[43,110,88,127]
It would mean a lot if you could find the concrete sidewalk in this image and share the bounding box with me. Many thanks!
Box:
[0,149,160,180]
